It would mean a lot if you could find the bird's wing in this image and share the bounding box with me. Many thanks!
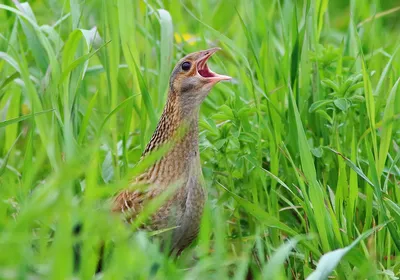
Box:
[112,187,153,220]
[112,186,172,232]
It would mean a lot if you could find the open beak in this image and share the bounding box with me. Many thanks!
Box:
[196,47,231,84]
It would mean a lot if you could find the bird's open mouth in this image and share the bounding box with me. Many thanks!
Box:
[196,48,231,83]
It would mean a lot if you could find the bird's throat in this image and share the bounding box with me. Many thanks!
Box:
[140,92,201,185]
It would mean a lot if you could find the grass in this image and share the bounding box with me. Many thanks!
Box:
[0,0,400,279]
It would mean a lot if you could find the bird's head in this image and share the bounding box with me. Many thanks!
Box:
[169,47,231,113]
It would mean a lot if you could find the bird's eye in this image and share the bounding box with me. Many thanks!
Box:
[181,61,191,71]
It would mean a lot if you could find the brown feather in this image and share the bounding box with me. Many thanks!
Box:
[111,48,229,253]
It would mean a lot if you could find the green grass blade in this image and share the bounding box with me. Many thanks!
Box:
[377,77,400,176]
[307,223,387,280]
[0,109,54,128]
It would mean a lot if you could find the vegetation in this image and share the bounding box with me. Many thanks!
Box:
[1,0,400,279]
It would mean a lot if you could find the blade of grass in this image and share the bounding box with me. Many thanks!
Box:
[377,77,400,176]
[0,109,54,128]
[306,223,387,280]
[288,85,332,252]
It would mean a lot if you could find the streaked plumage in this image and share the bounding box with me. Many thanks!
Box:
[112,48,231,253]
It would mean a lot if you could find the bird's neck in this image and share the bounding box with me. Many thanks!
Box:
[143,92,199,155]
[140,91,200,185]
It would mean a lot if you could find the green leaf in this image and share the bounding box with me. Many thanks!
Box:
[97,96,135,136]
[311,146,323,158]
[0,132,22,176]
[288,86,331,252]
[326,147,374,187]
[334,98,350,112]
[315,109,333,123]
[0,52,20,72]
[377,77,400,175]
[321,78,339,93]
[309,99,334,113]
[263,236,308,280]
[217,182,296,235]
[17,2,49,73]
[306,224,387,280]
[157,9,173,106]
[0,109,54,128]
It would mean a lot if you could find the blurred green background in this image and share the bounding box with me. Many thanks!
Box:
[1,0,400,279]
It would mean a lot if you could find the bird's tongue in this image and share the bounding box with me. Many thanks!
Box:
[198,67,214,78]
[197,54,231,83]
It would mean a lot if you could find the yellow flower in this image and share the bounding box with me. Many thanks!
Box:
[174,32,197,45]
[21,104,30,115]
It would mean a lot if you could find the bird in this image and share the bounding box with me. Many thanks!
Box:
[112,47,231,254]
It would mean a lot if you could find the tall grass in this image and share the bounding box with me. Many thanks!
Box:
[0,0,400,279]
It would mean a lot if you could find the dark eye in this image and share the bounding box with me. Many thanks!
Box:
[181,61,191,71]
